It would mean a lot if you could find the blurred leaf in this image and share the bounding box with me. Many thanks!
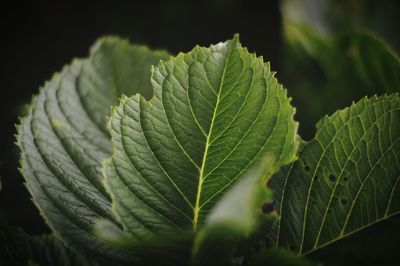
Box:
[282,22,400,138]
[92,218,194,266]
[249,248,315,266]
[281,0,400,50]
[0,227,96,266]
[193,159,279,266]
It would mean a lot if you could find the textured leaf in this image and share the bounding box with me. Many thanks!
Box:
[0,227,96,266]
[96,160,277,266]
[205,157,275,233]
[193,158,277,266]
[16,37,169,263]
[269,94,400,254]
[104,36,298,239]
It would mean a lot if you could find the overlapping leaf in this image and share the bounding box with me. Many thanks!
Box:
[269,94,400,254]
[98,157,281,266]
[16,37,169,264]
[104,36,299,240]
[192,157,279,266]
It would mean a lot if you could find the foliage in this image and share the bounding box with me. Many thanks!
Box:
[0,3,399,264]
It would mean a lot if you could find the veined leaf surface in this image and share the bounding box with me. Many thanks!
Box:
[98,158,280,266]
[17,37,169,263]
[104,36,298,238]
[269,94,400,254]
[193,158,278,266]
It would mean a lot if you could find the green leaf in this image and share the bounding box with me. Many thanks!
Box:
[92,219,193,266]
[287,27,400,92]
[338,31,400,91]
[96,159,279,266]
[282,23,400,139]
[104,35,299,239]
[282,0,400,51]
[96,159,283,266]
[205,157,275,233]
[193,158,277,266]
[16,37,169,263]
[0,227,96,266]
[268,94,400,255]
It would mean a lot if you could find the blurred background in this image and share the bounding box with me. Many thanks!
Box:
[0,0,399,265]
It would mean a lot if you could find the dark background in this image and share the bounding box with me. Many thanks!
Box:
[0,0,399,265]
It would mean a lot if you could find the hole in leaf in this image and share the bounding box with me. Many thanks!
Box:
[341,198,347,205]
[329,174,337,182]
[261,201,276,214]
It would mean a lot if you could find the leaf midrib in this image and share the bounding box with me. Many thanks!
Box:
[192,48,231,231]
